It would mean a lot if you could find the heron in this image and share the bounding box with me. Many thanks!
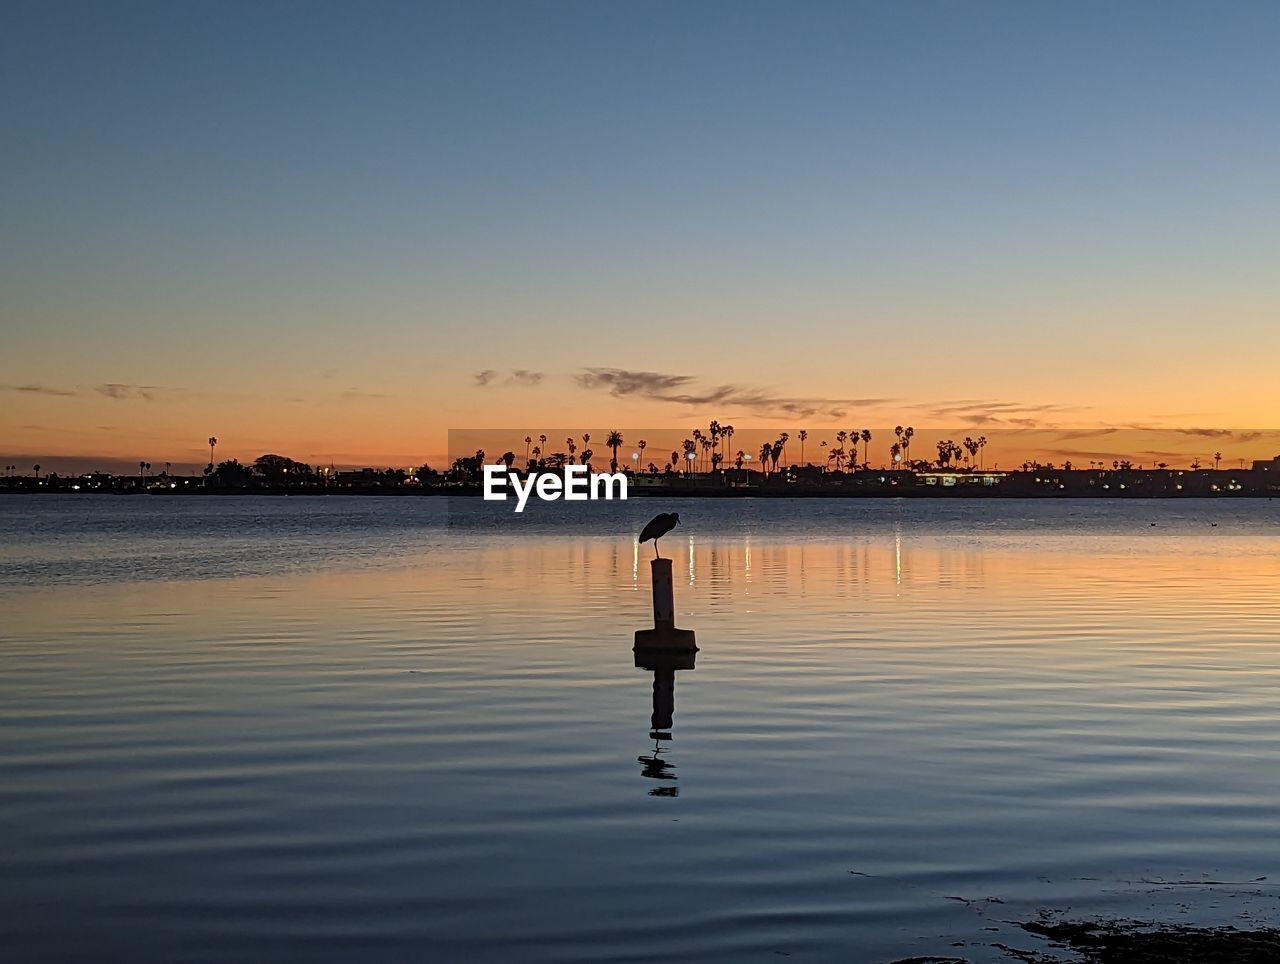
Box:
[638,511,680,559]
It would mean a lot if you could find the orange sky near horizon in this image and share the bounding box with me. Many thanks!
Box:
[4,374,1280,475]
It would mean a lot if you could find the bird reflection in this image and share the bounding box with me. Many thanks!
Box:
[634,646,696,796]
[638,736,678,796]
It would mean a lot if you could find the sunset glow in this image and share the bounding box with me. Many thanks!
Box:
[4,3,1279,473]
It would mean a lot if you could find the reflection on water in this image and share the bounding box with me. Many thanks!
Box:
[635,646,698,796]
[2,496,1280,962]
[637,738,679,797]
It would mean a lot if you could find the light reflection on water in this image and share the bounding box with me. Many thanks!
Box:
[2,495,1280,962]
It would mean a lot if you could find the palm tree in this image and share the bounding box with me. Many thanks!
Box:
[860,429,871,469]
[208,436,218,470]
[759,443,772,475]
[798,429,808,465]
[606,431,624,472]
[977,435,988,470]
[538,434,547,454]
[524,436,532,463]
[903,426,915,464]
[580,448,594,465]
[708,421,721,468]
[502,451,516,469]
[638,439,647,465]
[721,424,734,462]
[935,440,959,467]
[1214,451,1222,470]
[778,432,789,467]
[33,463,41,480]
[567,437,577,458]
[835,431,848,472]
[531,446,541,465]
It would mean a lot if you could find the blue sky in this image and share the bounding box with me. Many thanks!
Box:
[3,1,1279,467]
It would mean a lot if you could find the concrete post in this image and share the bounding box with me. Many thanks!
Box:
[634,555,696,651]
[651,558,675,630]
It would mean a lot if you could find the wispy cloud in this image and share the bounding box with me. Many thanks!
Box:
[2,383,78,397]
[1047,428,1120,442]
[340,388,391,400]
[95,383,168,401]
[1138,449,1207,459]
[575,367,889,420]
[474,369,544,387]
[1169,427,1235,439]
[924,399,1080,428]
[1041,446,1177,461]
[1118,423,1242,439]
[576,369,692,397]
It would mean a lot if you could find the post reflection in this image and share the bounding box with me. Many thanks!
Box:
[634,646,697,796]
[636,742,678,796]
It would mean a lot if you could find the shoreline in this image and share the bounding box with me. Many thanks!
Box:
[1,488,1275,500]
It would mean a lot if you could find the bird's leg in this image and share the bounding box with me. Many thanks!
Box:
[653,540,660,560]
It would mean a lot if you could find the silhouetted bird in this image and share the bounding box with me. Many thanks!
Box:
[639,512,680,559]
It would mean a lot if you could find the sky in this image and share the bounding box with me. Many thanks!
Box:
[3,0,1280,473]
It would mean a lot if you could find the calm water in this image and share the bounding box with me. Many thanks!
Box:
[3,495,1280,962]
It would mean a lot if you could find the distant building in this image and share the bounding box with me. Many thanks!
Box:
[1252,455,1280,475]
[917,471,1006,487]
